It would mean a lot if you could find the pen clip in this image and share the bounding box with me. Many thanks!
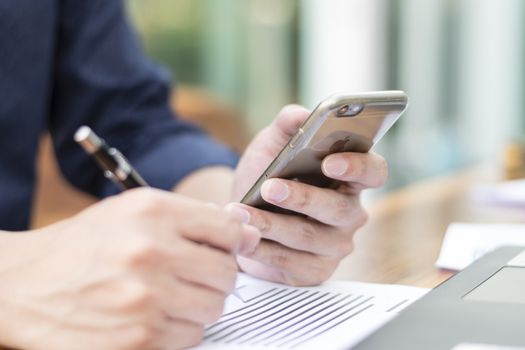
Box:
[108,148,132,181]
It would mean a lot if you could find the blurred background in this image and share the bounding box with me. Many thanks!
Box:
[126,0,525,189]
[33,0,525,226]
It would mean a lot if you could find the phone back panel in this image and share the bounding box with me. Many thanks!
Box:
[241,91,408,211]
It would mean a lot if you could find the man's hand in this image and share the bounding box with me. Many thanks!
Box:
[0,188,259,350]
[230,105,388,286]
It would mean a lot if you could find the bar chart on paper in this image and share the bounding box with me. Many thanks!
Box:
[193,274,428,350]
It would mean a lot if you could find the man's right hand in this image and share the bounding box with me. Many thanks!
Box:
[0,188,260,350]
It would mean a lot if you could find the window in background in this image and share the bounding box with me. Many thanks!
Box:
[128,0,298,134]
[392,0,524,187]
[127,0,525,190]
[128,0,206,84]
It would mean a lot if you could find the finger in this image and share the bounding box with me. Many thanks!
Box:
[259,179,368,228]
[236,255,288,284]
[169,239,238,294]
[239,224,261,255]
[177,206,254,254]
[229,203,352,256]
[122,189,255,254]
[249,105,311,159]
[156,318,205,349]
[272,104,311,139]
[224,203,262,254]
[321,152,388,188]
[159,277,227,325]
[242,240,334,286]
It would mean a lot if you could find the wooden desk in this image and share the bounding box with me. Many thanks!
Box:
[332,164,525,288]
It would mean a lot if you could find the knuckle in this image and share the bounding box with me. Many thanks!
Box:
[228,221,245,243]
[337,235,355,257]
[311,261,337,285]
[298,222,317,248]
[252,209,272,234]
[285,258,338,286]
[376,158,389,187]
[123,325,157,349]
[282,268,318,286]
[223,260,239,292]
[211,256,238,294]
[202,296,226,324]
[332,197,353,224]
[121,237,161,268]
[354,208,369,229]
[126,190,167,218]
[221,234,242,255]
[319,264,336,283]
[223,277,237,296]
[268,245,291,270]
[294,187,312,210]
[225,255,239,272]
[184,326,205,348]
[282,274,302,287]
[117,281,155,311]
[217,216,243,242]
[282,271,319,287]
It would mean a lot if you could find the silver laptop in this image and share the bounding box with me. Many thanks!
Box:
[353,246,525,350]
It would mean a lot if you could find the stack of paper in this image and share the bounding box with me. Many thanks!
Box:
[436,223,525,271]
[471,179,525,207]
[193,273,428,350]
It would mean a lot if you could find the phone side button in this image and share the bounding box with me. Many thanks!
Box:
[289,128,304,149]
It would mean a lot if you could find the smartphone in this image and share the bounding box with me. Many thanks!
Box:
[241,90,408,212]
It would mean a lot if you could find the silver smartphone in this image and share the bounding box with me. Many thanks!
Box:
[241,91,408,212]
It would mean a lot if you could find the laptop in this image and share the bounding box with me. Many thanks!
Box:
[353,246,525,350]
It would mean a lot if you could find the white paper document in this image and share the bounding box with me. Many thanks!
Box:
[436,222,525,271]
[471,179,525,207]
[192,273,428,350]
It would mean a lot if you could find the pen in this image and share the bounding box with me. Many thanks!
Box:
[74,125,245,302]
[74,126,148,189]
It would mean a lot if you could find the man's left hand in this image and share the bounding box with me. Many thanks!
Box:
[229,105,388,286]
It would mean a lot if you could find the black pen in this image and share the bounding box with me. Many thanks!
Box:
[74,125,245,302]
[74,126,149,189]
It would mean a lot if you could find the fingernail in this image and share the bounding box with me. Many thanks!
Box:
[224,203,251,224]
[262,180,289,203]
[323,157,348,177]
[240,225,261,254]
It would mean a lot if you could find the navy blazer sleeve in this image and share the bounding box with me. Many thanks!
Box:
[48,0,238,197]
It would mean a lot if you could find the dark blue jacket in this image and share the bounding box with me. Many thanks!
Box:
[0,0,238,231]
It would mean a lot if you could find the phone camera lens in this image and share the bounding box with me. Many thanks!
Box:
[337,104,363,117]
[337,105,349,115]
